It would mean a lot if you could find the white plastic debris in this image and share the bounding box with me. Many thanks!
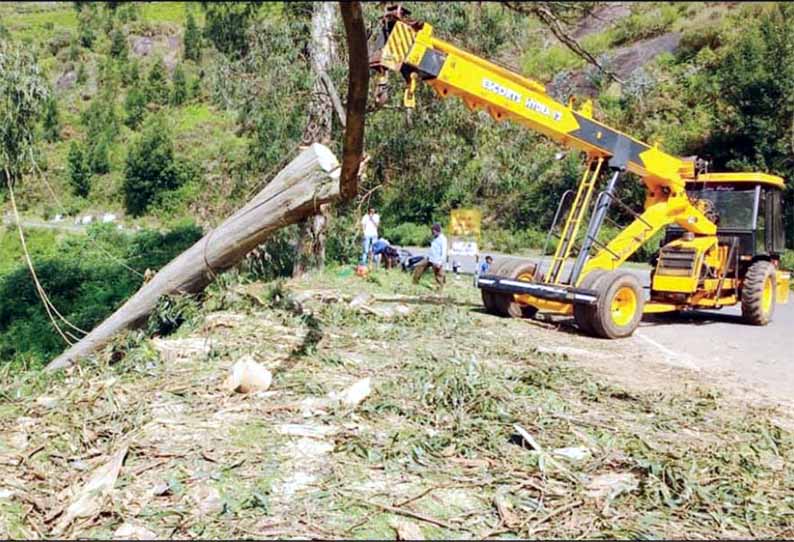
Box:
[223,355,272,394]
[113,522,156,540]
[585,472,639,500]
[552,447,591,462]
[328,377,372,407]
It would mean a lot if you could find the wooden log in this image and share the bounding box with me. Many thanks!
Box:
[46,144,340,372]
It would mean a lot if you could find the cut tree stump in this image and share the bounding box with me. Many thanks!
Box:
[46,144,340,372]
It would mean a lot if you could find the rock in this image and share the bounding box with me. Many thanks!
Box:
[131,36,153,56]
[187,485,223,515]
[56,70,77,91]
[223,355,272,394]
[151,481,170,497]
[585,472,639,500]
[113,522,157,540]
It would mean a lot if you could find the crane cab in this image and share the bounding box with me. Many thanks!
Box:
[651,173,789,322]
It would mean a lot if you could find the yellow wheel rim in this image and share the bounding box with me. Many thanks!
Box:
[517,271,535,282]
[762,277,774,314]
[611,286,638,327]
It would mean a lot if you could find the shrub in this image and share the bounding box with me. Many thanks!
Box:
[67,141,91,197]
[123,115,184,215]
[382,222,432,247]
[0,222,203,368]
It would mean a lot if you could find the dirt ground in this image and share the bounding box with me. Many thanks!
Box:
[1,268,792,539]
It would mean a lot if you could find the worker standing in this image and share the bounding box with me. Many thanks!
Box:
[360,207,380,265]
[412,223,447,291]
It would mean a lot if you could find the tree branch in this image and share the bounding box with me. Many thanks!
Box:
[504,2,623,85]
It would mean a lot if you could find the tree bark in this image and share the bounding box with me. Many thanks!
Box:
[338,1,369,202]
[294,1,339,277]
[46,144,340,372]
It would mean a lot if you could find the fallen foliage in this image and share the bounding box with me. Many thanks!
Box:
[1,268,792,538]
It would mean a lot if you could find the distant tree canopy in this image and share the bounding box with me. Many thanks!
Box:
[123,115,186,216]
[200,1,263,57]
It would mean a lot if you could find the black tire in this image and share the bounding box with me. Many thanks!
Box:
[481,259,542,319]
[573,269,608,336]
[589,271,645,339]
[741,260,776,326]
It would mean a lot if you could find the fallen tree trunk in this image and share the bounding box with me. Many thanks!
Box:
[46,144,340,372]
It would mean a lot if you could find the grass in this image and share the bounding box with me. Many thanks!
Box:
[0,3,77,43]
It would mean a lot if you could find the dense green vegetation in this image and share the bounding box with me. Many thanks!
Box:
[0,222,202,369]
[1,1,794,367]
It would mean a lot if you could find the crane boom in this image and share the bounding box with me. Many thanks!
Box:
[369,6,716,286]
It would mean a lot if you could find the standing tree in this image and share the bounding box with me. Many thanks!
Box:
[293,1,339,276]
[123,115,183,215]
[42,96,61,142]
[67,141,91,196]
[183,10,201,62]
[77,7,95,50]
[89,135,110,174]
[171,64,187,106]
[0,40,49,187]
[145,57,169,105]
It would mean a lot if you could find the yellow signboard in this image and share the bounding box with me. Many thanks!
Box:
[449,209,481,237]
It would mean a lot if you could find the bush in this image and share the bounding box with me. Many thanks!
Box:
[0,222,203,368]
[67,141,91,197]
[382,222,432,247]
[123,115,185,215]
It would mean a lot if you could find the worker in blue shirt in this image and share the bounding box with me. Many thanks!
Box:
[478,255,494,275]
[412,223,447,291]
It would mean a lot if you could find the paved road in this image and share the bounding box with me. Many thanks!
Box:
[403,246,794,400]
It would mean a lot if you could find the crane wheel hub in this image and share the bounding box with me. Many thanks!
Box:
[610,286,638,327]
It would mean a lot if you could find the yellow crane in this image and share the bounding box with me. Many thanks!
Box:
[370,5,790,338]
